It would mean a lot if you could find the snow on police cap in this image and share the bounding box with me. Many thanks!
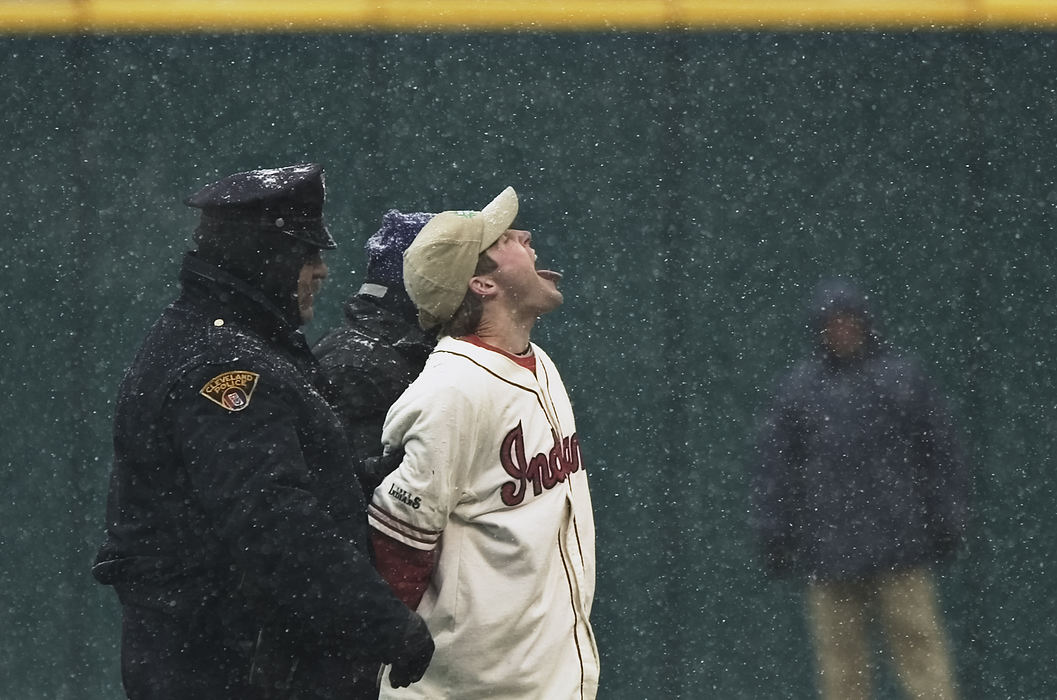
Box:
[402,186,519,329]
[184,163,337,250]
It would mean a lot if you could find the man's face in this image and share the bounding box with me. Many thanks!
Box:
[296,251,328,324]
[822,312,865,358]
[482,229,563,316]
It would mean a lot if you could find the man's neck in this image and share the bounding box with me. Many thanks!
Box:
[474,308,535,356]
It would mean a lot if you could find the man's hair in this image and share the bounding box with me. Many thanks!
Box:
[440,252,499,337]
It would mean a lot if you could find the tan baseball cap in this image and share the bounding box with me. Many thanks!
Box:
[403,186,519,329]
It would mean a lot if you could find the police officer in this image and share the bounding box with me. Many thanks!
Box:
[313,210,437,499]
[93,164,433,699]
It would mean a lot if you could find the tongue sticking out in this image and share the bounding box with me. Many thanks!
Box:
[538,269,563,284]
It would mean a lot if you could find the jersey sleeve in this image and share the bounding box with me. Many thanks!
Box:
[368,375,479,551]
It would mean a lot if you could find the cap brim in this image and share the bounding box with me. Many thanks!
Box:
[284,223,337,249]
[478,186,519,252]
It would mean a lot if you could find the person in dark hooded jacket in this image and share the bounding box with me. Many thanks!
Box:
[313,210,436,500]
[92,164,433,700]
[752,278,968,700]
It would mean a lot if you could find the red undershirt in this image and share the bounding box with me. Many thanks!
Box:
[460,334,536,372]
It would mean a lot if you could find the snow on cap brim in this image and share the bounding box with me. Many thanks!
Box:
[477,186,519,252]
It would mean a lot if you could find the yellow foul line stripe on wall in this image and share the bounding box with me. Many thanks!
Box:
[2,0,1057,34]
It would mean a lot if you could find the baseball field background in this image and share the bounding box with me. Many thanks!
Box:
[2,2,1055,697]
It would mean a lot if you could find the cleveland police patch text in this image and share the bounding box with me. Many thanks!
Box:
[199,370,260,411]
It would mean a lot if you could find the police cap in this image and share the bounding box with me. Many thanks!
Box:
[185,163,337,250]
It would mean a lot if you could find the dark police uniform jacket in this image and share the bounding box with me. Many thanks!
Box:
[93,253,411,698]
[313,291,434,499]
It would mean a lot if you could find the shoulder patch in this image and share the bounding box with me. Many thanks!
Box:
[200,370,260,411]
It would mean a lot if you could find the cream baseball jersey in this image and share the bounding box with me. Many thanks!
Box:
[368,335,599,699]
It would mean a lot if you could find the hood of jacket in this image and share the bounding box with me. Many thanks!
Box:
[807,277,883,366]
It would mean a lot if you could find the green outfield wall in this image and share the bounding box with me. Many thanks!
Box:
[1,28,1055,699]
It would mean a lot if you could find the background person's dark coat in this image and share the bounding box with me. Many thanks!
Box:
[313,291,434,498]
[752,280,970,582]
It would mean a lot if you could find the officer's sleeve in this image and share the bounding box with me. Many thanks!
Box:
[168,361,413,659]
[318,360,391,495]
[320,360,383,445]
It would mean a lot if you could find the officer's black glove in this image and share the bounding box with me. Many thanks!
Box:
[388,611,434,688]
[361,449,405,496]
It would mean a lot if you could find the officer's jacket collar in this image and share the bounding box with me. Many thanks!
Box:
[352,283,419,326]
[179,252,307,350]
[345,293,435,355]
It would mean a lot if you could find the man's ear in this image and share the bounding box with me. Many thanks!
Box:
[469,274,497,299]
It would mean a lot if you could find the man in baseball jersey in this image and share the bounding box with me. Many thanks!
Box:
[367,186,599,698]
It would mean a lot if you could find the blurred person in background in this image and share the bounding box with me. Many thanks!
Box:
[751,277,969,700]
[92,164,432,699]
